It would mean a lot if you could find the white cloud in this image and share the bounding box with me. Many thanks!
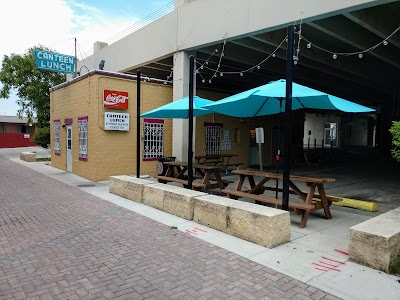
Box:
[1,0,138,58]
[0,0,140,116]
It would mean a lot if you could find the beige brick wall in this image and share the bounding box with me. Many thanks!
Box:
[50,73,173,181]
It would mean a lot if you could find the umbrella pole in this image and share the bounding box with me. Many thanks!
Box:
[282,24,295,211]
[136,70,141,179]
[187,55,195,190]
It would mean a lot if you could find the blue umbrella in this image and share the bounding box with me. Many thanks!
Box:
[141,96,213,119]
[203,79,375,117]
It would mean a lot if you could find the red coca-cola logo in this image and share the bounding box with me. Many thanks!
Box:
[103,90,128,109]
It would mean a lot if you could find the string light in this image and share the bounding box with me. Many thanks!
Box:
[300,23,400,60]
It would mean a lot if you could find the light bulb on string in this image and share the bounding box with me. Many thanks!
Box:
[358,53,363,58]
[383,40,388,46]
[209,80,212,83]
[307,43,311,49]
[215,49,218,53]
[201,66,204,69]
[333,54,337,59]
[220,72,223,77]
[257,65,260,69]
[294,60,298,65]
[202,79,205,83]
[272,53,276,58]
[206,61,208,65]
[240,72,243,76]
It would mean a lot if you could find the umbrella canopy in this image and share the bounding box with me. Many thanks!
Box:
[141,96,213,119]
[203,79,375,117]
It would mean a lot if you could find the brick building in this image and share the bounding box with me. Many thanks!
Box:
[50,70,279,181]
[0,116,37,148]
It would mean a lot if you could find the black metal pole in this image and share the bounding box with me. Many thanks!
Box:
[282,25,295,211]
[136,70,141,178]
[188,56,195,189]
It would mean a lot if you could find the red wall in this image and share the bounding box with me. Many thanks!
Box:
[0,133,37,148]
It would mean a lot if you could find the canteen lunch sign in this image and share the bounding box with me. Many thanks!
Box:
[34,50,76,74]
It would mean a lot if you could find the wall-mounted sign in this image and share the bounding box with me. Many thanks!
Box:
[23,134,30,139]
[104,112,129,131]
[103,90,128,109]
[34,50,75,74]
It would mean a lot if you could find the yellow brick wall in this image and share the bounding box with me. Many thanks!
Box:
[50,73,173,181]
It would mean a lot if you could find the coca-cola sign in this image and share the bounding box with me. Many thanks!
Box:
[103,90,128,109]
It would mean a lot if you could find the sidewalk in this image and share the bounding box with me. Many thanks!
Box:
[1,147,399,300]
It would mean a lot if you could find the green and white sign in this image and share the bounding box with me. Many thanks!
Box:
[34,50,75,74]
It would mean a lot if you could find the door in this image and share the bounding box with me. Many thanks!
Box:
[66,125,72,172]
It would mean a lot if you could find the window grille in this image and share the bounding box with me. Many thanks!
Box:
[53,120,61,155]
[205,123,222,155]
[143,119,164,161]
[0,123,5,133]
[78,117,88,160]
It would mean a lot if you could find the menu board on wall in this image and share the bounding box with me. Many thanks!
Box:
[104,112,129,131]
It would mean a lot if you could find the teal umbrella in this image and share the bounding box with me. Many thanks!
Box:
[203,79,375,117]
[141,96,213,119]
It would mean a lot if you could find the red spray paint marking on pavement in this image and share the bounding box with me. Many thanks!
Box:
[194,227,207,232]
[319,261,339,267]
[313,263,341,272]
[334,249,349,256]
[185,230,197,235]
[321,256,346,264]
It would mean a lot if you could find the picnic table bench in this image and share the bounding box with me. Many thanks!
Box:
[195,154,243,173]
[222,169,342,228]
[155,161,229,191]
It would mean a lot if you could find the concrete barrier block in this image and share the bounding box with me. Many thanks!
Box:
[164,188,206,220]
[20,152,36,162]
[227,201,291,248]
[349,207,400,273]
[109,175,132,197]
[142,183,173,210]
[123,177,156,203]
[193,195,233,232]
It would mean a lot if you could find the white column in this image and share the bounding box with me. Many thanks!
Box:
[172,51,196,161]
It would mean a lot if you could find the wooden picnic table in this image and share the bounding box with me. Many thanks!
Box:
[195,154,243,173]
[155,161,229,191]
[222,169,342,228]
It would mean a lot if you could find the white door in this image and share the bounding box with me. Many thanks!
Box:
[66,125,72,172]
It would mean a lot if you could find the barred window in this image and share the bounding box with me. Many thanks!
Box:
[53,120,60,155]
[205,123,222,156]
[143,119,164,161]
[78,116,88,161]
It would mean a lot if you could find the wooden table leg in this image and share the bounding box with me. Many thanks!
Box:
[213,171,225,190]
[317,183,332,219]
[299,183,316,228]
[235,175,246,192]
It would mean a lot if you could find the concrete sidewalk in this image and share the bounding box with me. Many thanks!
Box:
[1,147,399,300]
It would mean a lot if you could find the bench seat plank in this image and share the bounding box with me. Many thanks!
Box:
[221,189,314,210]
[155,176,206,189]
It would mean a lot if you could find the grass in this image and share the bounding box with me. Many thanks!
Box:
[389,257,400,275]
[36,157,51,162]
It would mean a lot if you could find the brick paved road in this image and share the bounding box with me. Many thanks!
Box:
[0,156,340,300]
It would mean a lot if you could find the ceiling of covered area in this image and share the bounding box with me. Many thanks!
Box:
[126,0,400,110]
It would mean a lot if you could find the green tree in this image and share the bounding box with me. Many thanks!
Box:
[389,121,400,163]
[0,46,66,127]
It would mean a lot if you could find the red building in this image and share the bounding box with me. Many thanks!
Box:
[0,116,37,148]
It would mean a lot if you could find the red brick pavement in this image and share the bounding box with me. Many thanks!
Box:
[0,156,341,300]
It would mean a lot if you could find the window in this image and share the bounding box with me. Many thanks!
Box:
[204,123,222,156]
[78,117,88,160]
[17,125,27,133]
[0,123,5,133]
[324,123,338,147]
[143,119,164,161]
[53,120,61,155]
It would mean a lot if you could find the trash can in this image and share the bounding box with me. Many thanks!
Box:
[156,156,176,176]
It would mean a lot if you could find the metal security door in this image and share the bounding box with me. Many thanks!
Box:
[66,125,72,172]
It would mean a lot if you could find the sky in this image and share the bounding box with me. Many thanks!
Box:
[0,0,172,116]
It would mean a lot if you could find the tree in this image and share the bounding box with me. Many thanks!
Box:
[389,121,400,163]
[0,46,66,127]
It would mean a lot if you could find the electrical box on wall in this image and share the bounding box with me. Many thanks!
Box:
[255,127,264,144]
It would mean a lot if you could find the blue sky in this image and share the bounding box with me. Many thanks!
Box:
[0,0,173,116]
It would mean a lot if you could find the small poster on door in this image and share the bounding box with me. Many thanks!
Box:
[221,129,231,150]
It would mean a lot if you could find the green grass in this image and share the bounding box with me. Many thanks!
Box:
[389,257,400,275]
[36,157,51,162]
